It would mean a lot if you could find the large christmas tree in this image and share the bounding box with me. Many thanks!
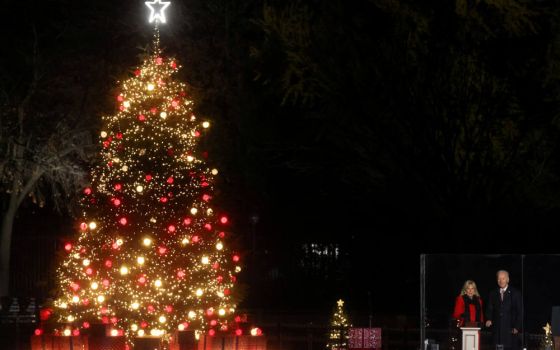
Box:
[53,2,242,345]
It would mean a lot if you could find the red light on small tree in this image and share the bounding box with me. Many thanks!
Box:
[83,322,90,329]
[34,328,43,336]
[232,255,240,262]
[119,217,127,225]
[84,188,92,195]
[80,222,87,231]
[209,329,216,336]
[64,243,72,252]
[167,177,174,184]
[235,329,243,336]
[220,216,228,224]
[114,183,122,191]
[183,218,192,225]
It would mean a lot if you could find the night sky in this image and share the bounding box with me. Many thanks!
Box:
[2,0,560,337]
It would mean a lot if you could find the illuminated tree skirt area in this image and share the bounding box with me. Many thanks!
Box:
[30,329,267,350]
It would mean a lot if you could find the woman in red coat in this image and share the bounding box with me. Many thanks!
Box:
[453,280,484,327]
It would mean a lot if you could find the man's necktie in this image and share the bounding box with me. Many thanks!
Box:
[500,289,504,301]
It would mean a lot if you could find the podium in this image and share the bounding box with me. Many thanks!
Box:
[460,327,480,350]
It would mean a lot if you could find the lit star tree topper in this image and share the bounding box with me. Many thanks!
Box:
[145,0,171,23]
[326,299,351,350]
[52,17,243,349]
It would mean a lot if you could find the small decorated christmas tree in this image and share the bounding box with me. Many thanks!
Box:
[326,299,351,350]
[541,323,554,350]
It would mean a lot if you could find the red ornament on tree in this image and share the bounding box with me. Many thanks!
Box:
[39,308,53,321]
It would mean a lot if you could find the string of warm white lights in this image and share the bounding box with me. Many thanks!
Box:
[52,26,242,346]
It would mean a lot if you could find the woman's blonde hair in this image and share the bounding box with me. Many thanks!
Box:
[460,280,480,297]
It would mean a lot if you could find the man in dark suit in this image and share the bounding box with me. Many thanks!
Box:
[485,270,522,350]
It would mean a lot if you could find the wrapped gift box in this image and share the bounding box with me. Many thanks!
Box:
[30,335,88,350]
[87,335,126,350]
[133,336,162,350]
